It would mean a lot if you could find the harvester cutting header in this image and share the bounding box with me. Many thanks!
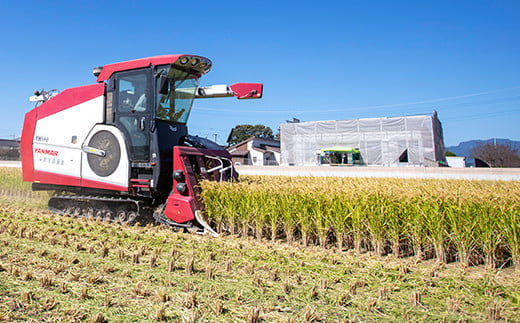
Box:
[21,54,263,235]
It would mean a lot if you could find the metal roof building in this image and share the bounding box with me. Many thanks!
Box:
[280,112,446,167]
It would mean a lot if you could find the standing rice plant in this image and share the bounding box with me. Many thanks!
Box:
[385,193,405,258]
[312,193,331,248]
[499,203,520,268]
[403,197,428,260]
[299,191,316,247]
[423,198,449,263]
[199,175,519,266]
[329,194,354,251]
[251,188,269,240]
[351,195,369,253]
[221,183,240,235]
[476,200,503,268]
[366,192,387,256]
[236,186,254,238]
[267,192,281,241]
[445,196,478,266]
[0,168,50,205]
[200,181,225,233]
[280,191,299,244]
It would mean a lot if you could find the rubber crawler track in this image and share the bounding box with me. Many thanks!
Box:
[48,195,145,225]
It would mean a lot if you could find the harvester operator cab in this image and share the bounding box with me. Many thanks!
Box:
[108,65,201,162]
[98,55,263,197]
[106,62,206,197]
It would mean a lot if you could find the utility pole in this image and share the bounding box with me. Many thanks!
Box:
[214,134,217,143]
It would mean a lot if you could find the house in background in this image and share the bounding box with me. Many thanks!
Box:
[0,138,20,160]
[227,137,280,166]
[281,111,446,167]
[446,156,466,168]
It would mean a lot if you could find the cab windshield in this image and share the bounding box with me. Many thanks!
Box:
[155,67,200,124]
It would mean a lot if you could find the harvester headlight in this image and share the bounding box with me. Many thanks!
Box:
[92,66,103,77]
[179,57,189,64]
[173,169,185,182]
[176,183,189,195]
[191,58,199,66]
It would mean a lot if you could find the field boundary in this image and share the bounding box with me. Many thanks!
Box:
[236,165,520,180]
[4,161,520,180]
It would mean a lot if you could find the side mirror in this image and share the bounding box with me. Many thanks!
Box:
[194,83,263,99]
[229,83,263,99]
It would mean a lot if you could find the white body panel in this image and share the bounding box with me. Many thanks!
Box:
[33,96,104,178]
[81,124,129,188]
[195,84,231,98]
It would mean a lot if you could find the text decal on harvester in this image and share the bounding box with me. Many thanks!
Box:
[34,148,59,157]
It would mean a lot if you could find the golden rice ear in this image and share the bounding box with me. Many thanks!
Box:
[200,176,517,265]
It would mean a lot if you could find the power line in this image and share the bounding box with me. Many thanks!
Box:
[442,108,520,123]
[193,85,520,114]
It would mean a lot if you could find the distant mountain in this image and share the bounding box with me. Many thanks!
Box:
[445,139,520,158]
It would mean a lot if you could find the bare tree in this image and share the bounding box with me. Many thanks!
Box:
[470,142,520,167]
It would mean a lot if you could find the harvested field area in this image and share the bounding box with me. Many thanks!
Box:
[0,168,519,321]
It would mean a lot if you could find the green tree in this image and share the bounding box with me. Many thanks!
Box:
[227,124,274,145]
[444,150,457,157]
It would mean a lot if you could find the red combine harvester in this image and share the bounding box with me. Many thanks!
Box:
[21,55,262,236]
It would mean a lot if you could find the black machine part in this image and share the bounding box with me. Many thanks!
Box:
[183,135,224,150]
[86,130,121,177]
[48,195,143,224]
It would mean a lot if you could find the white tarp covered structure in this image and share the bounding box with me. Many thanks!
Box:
[280,112,446,166]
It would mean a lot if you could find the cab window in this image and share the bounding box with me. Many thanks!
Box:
[118,73,148,112]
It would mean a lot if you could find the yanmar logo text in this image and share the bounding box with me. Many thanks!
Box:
[34,148,59,157]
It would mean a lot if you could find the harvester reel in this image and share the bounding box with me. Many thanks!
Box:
[87,130,121,177]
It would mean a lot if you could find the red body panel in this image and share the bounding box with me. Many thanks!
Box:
[230,83,263,99]
[35,84,105,120]
[164,146,236,224]
[34,170,81,186]
[96,55,185,82]
[21,83,105,183]
[33,170,128,191]
[20,109,37,182]
[164,195,196,223]
[164,146,197,223]
[81,178,128,192]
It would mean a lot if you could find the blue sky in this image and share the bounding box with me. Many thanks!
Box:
[1,1,518,146]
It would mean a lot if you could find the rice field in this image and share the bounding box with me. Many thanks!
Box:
[1,167,520,321]
[0,168,51,208]
[201,176,520,268]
